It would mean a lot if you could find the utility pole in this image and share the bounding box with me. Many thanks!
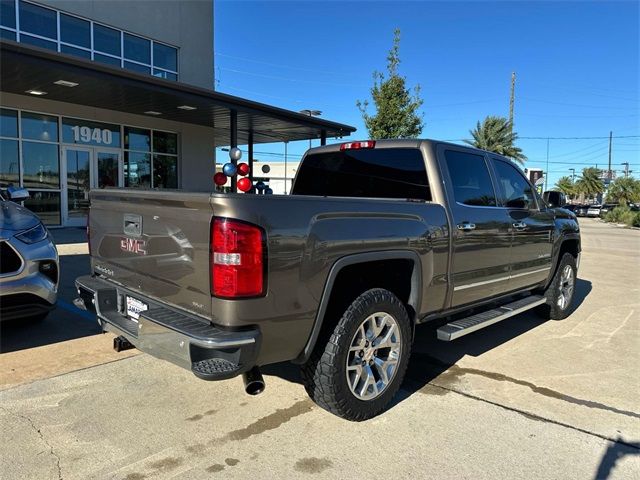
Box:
[569,168,576,182]
[545,137,550,191]
[621,162,631,178]
[608,131,613,180]
[509,72,516,129]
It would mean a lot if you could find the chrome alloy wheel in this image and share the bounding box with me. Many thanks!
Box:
[346,312,402,401]
[557,264,575,310]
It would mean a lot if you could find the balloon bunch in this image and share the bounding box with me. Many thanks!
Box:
[213,147,253,192]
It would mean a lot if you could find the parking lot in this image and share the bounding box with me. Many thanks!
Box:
[1,219,638,479]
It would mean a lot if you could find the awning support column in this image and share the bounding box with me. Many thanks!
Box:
[230,109,238,192]
[248,131,254,192]
[320,130,327,146]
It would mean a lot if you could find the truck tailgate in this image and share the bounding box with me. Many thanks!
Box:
[89,189,213,319]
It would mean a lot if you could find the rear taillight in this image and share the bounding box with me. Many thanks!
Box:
[340,140,376,151]
[211,217,265,298]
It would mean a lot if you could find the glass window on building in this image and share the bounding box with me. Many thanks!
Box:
[94,53,121,67]
[124,61,151,75]
[153,131,177,155]
[18,1,57,39]
[93,23,121,57]
[60,13,90,48]
[1,108,18,138]
[21,141,59,190]
[124,127,151,151]
[21,112,59,142]
[1,0,16,29]
[23,191,60,225]
[153,155,177,189]
[124,152,151,188]
[153,70,177,81]
[0,28,16,40]
[62,118,121,147]
[153,43,177,72]
[61,44,91,59]
[20,33,56,51]
[0,139,19,187]
[123,33,150,64]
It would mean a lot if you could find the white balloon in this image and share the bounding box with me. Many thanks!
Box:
[229,147,242,161]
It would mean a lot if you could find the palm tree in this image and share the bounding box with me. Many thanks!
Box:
[465,116,527,165]
[554,176,575,199]
[606,176,640,205]
[575,167,604,202]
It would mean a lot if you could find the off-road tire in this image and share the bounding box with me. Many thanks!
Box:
[301,288,412,421]
[537,253,578,320]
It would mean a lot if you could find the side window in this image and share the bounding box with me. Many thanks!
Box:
[444,150,497,206]
[492,159,537,209]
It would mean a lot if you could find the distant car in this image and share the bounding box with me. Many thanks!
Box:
[586,205,602,217]
[575,205,589,217]
[563,204,579,213]
[0,186,58,322]
[599,203,618,216]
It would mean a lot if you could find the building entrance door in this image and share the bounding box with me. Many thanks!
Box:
[62,146,122,226]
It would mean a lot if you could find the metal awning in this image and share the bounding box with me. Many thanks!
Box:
[0,41,355,145]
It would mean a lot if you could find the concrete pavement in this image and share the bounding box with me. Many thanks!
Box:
[0,219,638,479]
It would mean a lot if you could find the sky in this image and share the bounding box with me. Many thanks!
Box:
[214,0,639,188]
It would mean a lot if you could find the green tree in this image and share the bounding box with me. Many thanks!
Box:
[606,176,640,205]
[554,176,576,199]
[465,116,527,164]
[357,29,423,139]
[575,167,604,201]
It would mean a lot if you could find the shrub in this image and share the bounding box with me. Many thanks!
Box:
[604,206,640,227]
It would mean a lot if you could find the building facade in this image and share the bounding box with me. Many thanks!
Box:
[1,0,216,226]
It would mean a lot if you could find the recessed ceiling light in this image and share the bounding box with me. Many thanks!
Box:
[25,89,47,96]
[54,80,79,87]
[144,111,162,115]
[177,105,196,111]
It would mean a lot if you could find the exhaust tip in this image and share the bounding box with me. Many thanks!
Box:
[242,367,265,395]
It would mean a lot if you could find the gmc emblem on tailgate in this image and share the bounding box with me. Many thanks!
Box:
[120,237,147,255]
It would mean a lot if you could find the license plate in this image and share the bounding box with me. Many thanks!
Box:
[126,296,148,321]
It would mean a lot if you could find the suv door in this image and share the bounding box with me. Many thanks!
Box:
[490,157,554,291]
[440,147,512,307]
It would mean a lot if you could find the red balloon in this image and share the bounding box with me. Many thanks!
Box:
[237,177,252,192]
[237,162,250,176]
[214,172,227,186]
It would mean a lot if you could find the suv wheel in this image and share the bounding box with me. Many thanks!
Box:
[538,253,577,320]
[301,288,412,421]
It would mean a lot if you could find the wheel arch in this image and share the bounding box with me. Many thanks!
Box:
[294,250,422,364]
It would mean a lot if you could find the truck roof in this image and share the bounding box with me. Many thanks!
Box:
[305,138,511,163]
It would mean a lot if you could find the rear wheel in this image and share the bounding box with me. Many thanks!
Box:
[537,253,577,320]
[301,288,412,421]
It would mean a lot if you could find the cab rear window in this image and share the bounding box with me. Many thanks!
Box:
[292,148,430,200]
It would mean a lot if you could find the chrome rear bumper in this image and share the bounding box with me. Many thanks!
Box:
[75,275,260,380]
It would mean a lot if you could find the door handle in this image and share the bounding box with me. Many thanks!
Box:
[512,221,528,230]
[457,222,476,231]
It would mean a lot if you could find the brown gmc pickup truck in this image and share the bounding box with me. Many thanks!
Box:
[76,139,580,421]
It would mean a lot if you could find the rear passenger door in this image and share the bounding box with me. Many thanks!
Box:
[490,157,554,291]
[440,147,512,307]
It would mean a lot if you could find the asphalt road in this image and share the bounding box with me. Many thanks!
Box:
[1,219,638,479]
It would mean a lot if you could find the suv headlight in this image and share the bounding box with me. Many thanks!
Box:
[15,223,48,244]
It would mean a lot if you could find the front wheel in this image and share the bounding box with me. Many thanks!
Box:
[537,253,578,320]
[301,288,412,421]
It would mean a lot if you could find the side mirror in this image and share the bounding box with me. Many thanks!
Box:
[7,186,30,202]
[543,191,565,208]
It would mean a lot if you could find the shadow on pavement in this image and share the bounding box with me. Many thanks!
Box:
[594,438,640,480]
[264,279,593,408]
[0,253,100,353]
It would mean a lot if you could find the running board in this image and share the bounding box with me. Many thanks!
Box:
[437,295,547,341]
